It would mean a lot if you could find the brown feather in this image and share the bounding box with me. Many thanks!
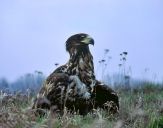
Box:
[32,33,119,115]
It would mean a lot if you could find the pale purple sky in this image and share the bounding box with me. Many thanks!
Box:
[0,0,163,82]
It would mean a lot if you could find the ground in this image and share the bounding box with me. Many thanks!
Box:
[0,84,163,128]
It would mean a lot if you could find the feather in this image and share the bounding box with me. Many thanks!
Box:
[32,33,119,115]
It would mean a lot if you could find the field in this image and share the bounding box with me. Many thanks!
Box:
[1,82,163,128]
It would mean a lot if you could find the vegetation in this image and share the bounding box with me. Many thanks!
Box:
[0,81,163,128]
[0,71,45,94]
[1,50,163,128]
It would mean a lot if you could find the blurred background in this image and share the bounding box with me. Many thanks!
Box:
[0,0,163,92]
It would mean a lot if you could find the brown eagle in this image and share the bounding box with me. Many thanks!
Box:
[32,33,119,115]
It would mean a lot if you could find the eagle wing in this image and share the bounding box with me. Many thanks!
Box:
[32,65,91,115]
[32,72,70,112]
[92,80,119,113]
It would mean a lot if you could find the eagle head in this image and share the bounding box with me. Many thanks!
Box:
[66,33,94,54]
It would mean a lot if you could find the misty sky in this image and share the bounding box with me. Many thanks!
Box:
[0,0,163,82]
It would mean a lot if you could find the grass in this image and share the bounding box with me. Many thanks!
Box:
[0,84,163,128]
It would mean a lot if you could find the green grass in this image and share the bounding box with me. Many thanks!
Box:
[1,85,163,128]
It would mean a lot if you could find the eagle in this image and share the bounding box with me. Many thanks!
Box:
[32,33,119,115]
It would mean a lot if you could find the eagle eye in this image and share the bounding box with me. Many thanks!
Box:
[81,35,85,38]
[78,35,86,40]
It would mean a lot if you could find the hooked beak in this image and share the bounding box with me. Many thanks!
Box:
[81,35,94,46]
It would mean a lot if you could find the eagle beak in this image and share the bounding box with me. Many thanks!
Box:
[81,35,94,46]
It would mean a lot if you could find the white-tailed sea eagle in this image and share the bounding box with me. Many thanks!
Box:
[32,33,119,115]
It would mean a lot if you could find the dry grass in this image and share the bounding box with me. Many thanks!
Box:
[0,86,163,128]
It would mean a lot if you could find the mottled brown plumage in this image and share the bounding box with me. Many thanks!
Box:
[32,33,119,115]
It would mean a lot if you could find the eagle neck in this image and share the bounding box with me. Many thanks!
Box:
[67,49,95,86]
